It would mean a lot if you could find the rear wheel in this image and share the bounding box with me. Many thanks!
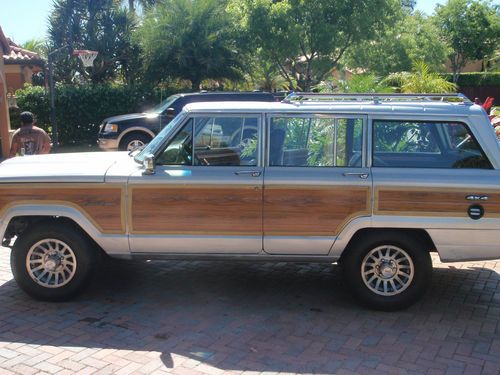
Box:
[119,133,152,151]
[11,222,98,301]
[341,232,432,311]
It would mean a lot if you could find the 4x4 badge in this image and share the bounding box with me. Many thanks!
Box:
[466,195,489,201]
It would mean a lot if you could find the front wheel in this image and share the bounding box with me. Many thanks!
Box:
[11,222,98,301]
[341,232,432,311]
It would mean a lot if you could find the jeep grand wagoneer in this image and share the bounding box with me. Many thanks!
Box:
[1,93,499,310]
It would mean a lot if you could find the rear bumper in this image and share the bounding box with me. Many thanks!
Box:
[97,138,119,151]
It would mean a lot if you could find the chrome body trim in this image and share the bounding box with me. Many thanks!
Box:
[264,236,337,255]
[129,235,262,254]
[128,252,338,263]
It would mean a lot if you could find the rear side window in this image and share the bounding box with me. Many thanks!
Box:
[269,116,363,167]
[373,120,491,169]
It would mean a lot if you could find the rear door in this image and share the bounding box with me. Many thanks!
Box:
[263,114,372,255]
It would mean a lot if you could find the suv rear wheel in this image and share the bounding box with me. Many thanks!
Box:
[11,222,98,301]
[341,232,432,311]
[119,133,152,152]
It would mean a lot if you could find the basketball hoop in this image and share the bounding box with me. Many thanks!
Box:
[73,49,98,68]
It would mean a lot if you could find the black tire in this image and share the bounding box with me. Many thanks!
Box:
[11,222,98,301]
[341,231,432,311]
[119,132,152,151]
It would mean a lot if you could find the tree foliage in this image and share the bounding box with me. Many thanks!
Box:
[228,0,398,91]
[345,11,448,76]
[138,0,243,90]
[434,0,500,82]
[48,0,140,84]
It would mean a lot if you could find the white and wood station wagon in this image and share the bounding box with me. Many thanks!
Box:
[1,93,499,310]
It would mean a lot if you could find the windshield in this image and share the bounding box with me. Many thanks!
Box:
[134,112,187,164]
[147,95,180,114]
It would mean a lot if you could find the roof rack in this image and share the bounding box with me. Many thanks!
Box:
[282,92,472,105]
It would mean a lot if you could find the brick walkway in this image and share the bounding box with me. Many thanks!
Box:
[0,249,498,375]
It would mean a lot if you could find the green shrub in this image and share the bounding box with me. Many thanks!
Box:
[441,72,500,87]
[13,84,176,146]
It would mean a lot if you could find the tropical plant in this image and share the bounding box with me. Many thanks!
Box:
[434,0,500,82]
[384,61,457,93]
[21,39,48,59]
[138,0,243,90]
[315,73,394,93]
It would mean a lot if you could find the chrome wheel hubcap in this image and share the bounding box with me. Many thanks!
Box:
[361,245,414,296]
[127,140,145,151]
[26,239,77,288]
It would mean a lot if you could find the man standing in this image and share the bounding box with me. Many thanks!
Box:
[9,111,51,157]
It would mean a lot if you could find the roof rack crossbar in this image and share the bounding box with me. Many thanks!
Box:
[282,92,472,104]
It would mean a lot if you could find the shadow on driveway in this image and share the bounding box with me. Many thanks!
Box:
[0,258,499,374]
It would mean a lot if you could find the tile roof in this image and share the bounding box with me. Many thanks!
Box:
[3,38,44,65]
[0,26,9,55]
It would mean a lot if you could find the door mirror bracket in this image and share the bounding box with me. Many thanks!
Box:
[143,154,156,175]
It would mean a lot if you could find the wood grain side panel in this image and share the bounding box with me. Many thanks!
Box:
[264,186,371,236]
[0,185,124,233]
[131,186,262,234]
[376,188,500,217]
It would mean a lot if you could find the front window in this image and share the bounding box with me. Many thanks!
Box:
[373,120,492,169]
[156,115,261,166]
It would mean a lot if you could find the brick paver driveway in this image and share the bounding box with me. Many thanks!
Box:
[0,248,498,375]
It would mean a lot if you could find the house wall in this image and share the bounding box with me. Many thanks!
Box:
[4,64,32,94]
[0,57,11,158]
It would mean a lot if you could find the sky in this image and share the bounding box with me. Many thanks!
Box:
[0,0,448,46]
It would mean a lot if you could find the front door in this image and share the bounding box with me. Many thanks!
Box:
[263,114,371,255]
[129,114,264,254]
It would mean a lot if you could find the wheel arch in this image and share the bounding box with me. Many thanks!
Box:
[1,204,129,257]
[339,228,435,260]
[117,127,154,147]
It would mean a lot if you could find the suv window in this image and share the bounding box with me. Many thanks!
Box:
[269,116,363,167]
[373,120,492,169]
[157,116,260,166]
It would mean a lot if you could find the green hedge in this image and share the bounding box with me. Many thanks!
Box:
[10,84,176,146]
[441,72,500,87]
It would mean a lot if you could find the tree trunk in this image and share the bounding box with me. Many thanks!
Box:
[191,79,201,91]
[128,0,135,12]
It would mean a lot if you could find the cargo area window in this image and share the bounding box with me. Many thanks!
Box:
[269,116,363,167]
[372,120,492,169]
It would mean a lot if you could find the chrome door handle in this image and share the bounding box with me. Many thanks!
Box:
[343,172,369,179]
[235,170,261,177]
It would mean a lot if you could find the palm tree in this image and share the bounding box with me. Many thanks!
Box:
[139,0,243,90]
[384,61,457,93]
[21,39,48,58]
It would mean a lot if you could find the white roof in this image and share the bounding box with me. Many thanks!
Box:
[183,100,484,117]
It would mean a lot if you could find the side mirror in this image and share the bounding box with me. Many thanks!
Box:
[166,108,175,118]
[143,154,156,175]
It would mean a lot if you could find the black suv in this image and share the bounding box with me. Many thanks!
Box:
[98,91,277,151]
